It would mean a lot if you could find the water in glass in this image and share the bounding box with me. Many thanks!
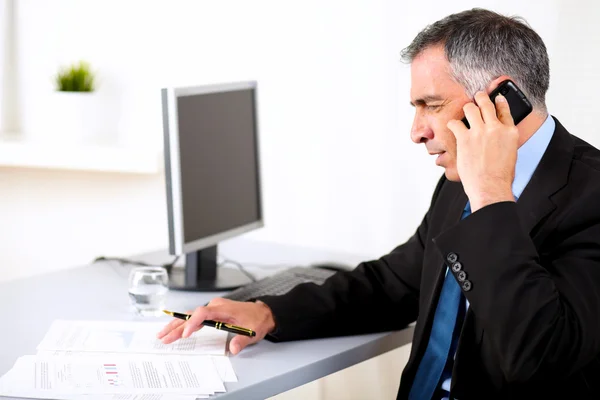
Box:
[128,266,169,316]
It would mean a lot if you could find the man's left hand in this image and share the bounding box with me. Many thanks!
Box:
[447,91,518,212]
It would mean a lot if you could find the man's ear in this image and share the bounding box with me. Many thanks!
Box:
[486,75,514,94]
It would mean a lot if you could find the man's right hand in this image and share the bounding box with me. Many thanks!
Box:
[156,298,277,355]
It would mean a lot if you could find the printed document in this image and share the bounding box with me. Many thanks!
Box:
[36,320,228,355]
[0,354,224,398]
[36,350,238,384]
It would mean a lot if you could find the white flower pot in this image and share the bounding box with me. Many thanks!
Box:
[49,91,108,144]
[22,91,117,145]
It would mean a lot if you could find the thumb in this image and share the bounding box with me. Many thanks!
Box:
[495,94,514,126]
[229,335,254,355]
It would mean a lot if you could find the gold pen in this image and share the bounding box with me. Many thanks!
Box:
[162,310,256,337]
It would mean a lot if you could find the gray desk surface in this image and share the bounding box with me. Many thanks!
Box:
[0,238,414,399]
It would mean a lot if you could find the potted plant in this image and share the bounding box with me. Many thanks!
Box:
[49,61,105,143]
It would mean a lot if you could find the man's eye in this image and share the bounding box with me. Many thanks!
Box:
[426,105,441,111]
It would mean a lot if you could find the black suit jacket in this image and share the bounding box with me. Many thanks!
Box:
[259,117,600,399]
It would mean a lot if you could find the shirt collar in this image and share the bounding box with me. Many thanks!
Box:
[512,115,555,200]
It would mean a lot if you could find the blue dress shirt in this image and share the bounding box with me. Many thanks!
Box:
[439,115,556,399]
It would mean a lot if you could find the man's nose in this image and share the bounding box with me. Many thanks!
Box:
[410,114,433,144]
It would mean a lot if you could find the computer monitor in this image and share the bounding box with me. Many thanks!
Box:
[161,81,263,291]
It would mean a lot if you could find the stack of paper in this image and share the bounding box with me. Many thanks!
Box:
[0,320,238,399]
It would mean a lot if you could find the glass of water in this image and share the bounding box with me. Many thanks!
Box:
[128,266,169,317]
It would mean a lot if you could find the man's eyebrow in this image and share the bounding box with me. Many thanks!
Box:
[409,95,445,107]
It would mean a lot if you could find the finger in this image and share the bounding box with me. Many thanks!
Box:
[157,319,186,339]
[229,335,255,355]
[161,324,187,344]
[208,297,227,306]
[183,304,237,338]
[182,323,205,338]
[447,119,469,142]
[474,91,497,124]
[462,102,483,129]
[494,94,514,126]
[182,306,210,338]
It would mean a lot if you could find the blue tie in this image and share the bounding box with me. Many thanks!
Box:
[408,204,471,400]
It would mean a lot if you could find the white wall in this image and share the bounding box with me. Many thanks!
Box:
[548,0,600,136]
[1,0,600,398]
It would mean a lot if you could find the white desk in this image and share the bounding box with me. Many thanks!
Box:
[0,238,414,399]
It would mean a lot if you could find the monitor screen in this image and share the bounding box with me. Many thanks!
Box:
[177,87,261,245]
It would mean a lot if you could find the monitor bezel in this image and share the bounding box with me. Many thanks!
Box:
[162,81,264,256]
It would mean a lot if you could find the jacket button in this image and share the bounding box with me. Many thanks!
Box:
[447,252,458,263]
[458,271,467,282]
[462,280,472,291]
[451,262,462,272]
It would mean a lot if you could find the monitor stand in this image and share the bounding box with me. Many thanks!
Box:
[167,245,253,292]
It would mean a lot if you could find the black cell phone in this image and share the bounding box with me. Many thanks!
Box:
[461,79,533,128]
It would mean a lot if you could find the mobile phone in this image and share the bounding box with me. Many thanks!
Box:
[461,80,533,128]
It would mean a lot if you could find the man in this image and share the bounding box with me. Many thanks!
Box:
[158,8,600,399]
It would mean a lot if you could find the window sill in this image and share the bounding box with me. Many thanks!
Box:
[0,134,162,174]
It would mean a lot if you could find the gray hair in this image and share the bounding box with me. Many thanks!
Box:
[400,8,549,112]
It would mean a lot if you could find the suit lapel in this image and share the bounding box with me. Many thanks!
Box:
[514,116,572,234]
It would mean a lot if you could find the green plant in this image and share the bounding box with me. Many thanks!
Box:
[54,61,96,92]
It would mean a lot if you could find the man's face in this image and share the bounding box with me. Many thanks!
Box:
[409,45,471,182]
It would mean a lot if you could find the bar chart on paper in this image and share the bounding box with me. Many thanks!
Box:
[103,363,121,386]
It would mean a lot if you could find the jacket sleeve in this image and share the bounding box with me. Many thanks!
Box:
[432,193,600,383]
[257,176,447,342]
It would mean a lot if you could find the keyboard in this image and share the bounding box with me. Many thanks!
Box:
[222,266,337,302]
